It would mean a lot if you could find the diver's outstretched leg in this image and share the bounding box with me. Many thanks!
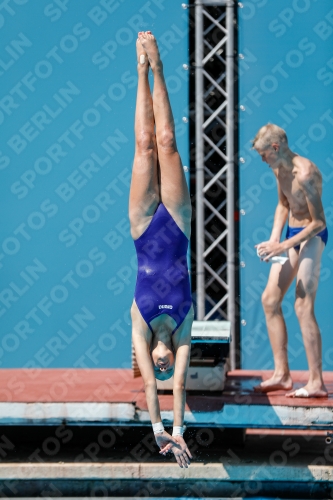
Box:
[129,35,159,240]
[139,31,191,237]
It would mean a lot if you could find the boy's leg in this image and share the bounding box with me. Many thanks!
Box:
[254,247,299,392]
[286,237,327,397]
[139,32,191,238]
[129,36,159,240]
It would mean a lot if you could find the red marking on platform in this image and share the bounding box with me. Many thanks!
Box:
[0,369,331,409]
[0,369,144,403]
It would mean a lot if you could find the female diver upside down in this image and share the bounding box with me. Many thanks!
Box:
[130,32,194,468]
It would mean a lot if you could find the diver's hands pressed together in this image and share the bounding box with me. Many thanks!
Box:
[155,430,179,455]
[157,428,192,468]
[169,435,192,468]
[158,424,192,469]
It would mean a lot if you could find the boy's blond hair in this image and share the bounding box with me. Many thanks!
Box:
[252,123,288,150]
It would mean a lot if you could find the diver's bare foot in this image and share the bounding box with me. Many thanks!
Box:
[286,383,328,398]
[138,31,162,71]
[254,373,293,393]
[136,35,149,74]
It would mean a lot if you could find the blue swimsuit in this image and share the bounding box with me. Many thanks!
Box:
[286,225,328,251]
[133,203,192,334]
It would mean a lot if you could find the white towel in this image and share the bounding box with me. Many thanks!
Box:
[257,247,288,265]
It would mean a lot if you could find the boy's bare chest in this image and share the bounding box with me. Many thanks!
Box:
[279,174,305,205]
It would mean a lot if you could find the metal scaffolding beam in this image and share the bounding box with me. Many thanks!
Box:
[195,0,237,368]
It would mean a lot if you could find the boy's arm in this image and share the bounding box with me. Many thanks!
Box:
[270,175,289,243]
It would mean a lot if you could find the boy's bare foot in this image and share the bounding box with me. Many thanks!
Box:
[136,34,149,74]
[254,373,293,393]
[286,383,328,398]
[138,31,162,71]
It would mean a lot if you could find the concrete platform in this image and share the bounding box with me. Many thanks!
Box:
[0,460,332,481]
[0,369,332,430]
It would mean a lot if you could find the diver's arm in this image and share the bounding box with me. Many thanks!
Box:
[172,342,191,426]
[132,332,178,451]
[132,331,162,423]
[169,332,192,467]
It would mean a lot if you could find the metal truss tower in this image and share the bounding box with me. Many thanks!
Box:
[194,0,237,368]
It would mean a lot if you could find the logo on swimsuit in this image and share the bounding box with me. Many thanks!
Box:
[158,305,173,309]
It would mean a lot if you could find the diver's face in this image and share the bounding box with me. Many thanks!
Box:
[256,144,279,167]
[151,343,175,371]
